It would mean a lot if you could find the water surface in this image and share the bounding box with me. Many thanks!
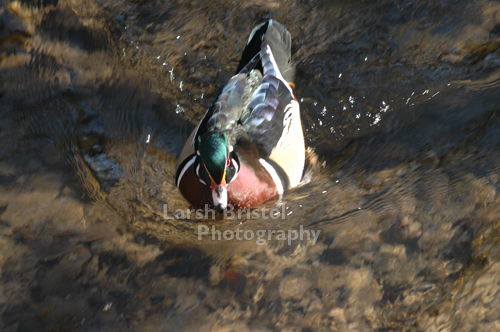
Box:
[2,0,500,331]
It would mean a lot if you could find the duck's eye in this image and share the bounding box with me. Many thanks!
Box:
[226,158,231,168]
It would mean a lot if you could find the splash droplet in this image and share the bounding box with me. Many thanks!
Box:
[169,67,175,82]
[175,104,185,115]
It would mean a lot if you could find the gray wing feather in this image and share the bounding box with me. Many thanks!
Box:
[242,75,294,157]
[196,20,296,157]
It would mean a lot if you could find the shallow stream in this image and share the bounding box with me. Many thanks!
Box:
[2,0,500,331]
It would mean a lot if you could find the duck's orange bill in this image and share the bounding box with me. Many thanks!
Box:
[210,172,228,211]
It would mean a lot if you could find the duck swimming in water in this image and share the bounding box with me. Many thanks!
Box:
[176,20,305,212]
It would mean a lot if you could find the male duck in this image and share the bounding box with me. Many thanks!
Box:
[176,20,305,212]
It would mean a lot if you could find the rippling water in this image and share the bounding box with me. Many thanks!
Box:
[2,0,500,331]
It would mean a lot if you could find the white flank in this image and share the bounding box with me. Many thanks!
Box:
[275,100,299,151]
[259,158,284,194]
[177,155,196,188]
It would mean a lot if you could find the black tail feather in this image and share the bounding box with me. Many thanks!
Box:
[235,20,295,83]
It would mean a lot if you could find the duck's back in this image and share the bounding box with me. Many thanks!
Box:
[188,20,298,159]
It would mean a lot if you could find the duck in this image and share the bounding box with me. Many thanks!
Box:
[175,19,305,212]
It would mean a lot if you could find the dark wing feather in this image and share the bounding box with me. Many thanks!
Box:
[258,20,295,83]
[193,74,246,149]
[193,55,262,149]
[194,20,295,157]
[235,20,295,83]
[241,75,294,158]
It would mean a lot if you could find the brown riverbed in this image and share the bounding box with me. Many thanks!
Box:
[2,0,500,331]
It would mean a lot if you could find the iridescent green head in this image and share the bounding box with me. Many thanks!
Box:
[198,131,229,184]
[197,131,233,213]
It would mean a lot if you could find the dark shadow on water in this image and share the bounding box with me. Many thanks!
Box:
[152,246,212,280]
